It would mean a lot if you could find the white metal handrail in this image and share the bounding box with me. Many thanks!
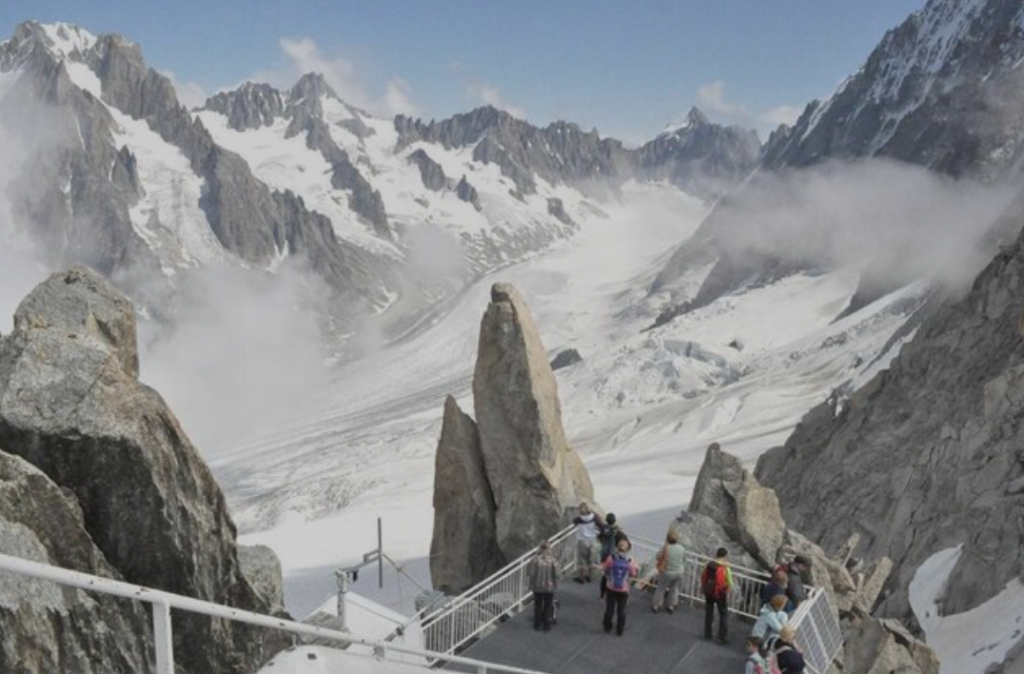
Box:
[788,587,842,674]
[0,552,552,674]
[628,534,771,619]
[414,525,577,660]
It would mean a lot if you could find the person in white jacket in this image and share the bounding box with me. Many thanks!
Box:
[751,593,789,645]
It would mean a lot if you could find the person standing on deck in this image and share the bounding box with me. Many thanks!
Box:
[701,547,734,644]
[528,541,559,632]
[651,531,687,614]
[572,502,602,584]
[602,538,638,636]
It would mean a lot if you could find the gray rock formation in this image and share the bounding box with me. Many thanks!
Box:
[429,396,504,594]
[666,511,760,571]
[408,148,447,192]
[202,82,284,130]
[0,267,273,674]
[455,175,483,211]
[762,0,1024,181]
[756,221,1024,622]
[546,198,573,226]
[473,283,594,560]
[635,108,760,200]
[843,617,941,674]
[239,545,286,612]
[550,348,583,371]
[0,449,151,674]
[688,443,788,569]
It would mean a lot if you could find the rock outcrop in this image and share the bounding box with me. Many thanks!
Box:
[755,223,1024,622]
[680,444,938,674]
[431,284,595,590]
[239,544,286,613]
[430,396,504,594]
[408,149,447,192]
[0,450,151,674]
[0,266,274,674]
[474,284,594,559]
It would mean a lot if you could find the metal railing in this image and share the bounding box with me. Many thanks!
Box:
[788,587,842,674]
[415,525,578,661]
[0,552,552,674]
[628,534,771,619]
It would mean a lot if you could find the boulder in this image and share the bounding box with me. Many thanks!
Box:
[842,616,940,674]
[690,443,786,568]
[472,283,594,560]
[0,449,151,674]
[667,511,760,571]
[0,267,272,674]
[550,347,583,371]
[239,544,286,612]
[430,396,505,594]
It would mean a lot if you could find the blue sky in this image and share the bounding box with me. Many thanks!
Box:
[1,0,925,142]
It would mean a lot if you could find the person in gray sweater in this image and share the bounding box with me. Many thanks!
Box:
[528,541,560,631]
[652,532,687,613]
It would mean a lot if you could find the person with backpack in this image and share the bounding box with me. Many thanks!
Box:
[597,513,628,599]
[745,636,769,674]
[572,502,602,584]
[701,547,733,644]
[773,625,806,673]
[651,531,686,614]
[528,540,559,632]
[786,556,810,608]
[601,538,638,636]
[751,594,789,646]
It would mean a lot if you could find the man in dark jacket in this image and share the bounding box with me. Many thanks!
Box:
[786,556,809,608]
[774,625,806,673]
[528,541,559,631]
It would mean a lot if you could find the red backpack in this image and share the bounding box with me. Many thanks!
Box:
[702,561,728,599]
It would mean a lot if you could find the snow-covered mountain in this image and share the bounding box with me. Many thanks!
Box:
[763,0,1024,179]
[0,20,761,350]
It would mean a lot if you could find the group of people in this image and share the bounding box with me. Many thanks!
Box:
[525,502,809,673]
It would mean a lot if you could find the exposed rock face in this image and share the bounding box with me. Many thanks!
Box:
[408,148,447,192]
[473,283,594,559]
[667,511,759,571]
[429,396,504,594]
[0,267,272,674]
[546,198,573,226]
[0,450,151,674]
[844,618,941,674]
[239,545,286,612]
[635,107,760,199]
[455,175,483,211]
[689,443,788,569]
[202,82,284,130]
[550,347,583,371]
[762,0,1024,181]
[756,227,1024,621]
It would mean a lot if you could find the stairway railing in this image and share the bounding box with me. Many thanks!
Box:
[788,586,843,674]
[0,552,551,674]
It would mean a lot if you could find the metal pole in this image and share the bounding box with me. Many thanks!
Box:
[152,600,174,674]
[336,571,351,631]
[378,517,384,590]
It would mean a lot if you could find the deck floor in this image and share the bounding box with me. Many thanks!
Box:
[446,579,750,673]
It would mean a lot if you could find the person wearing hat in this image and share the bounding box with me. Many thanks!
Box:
[786,556,810,608]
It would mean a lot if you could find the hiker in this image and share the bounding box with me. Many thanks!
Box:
[745,636,768,674]
[701,547,733,644]
[602,538,638,636]
[760,568,791,609]
[774,625,806,673]
[597,513,627,598]
[786,556,810,608]
[528,540,559,632]
[651,531,686,614]
[572,502,601,583]
[752,594,789,645]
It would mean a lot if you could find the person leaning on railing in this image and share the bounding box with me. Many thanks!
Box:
[571,502,602,584]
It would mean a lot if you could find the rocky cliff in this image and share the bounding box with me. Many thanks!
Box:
[756,213,1024,622]
[0,266,281,674]
[430,284,594,591]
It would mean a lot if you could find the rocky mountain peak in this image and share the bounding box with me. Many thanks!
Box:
[202,81,285,130]
[10,21,99,60]
[288,71,338,106]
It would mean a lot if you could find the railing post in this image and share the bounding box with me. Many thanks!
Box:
[152,600,174,674]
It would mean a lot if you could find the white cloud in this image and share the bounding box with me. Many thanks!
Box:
[254,37,421,118]
[697,80,746,118]
[161,70,209,110]
[760,104,803,129]
[466,82,527,119]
